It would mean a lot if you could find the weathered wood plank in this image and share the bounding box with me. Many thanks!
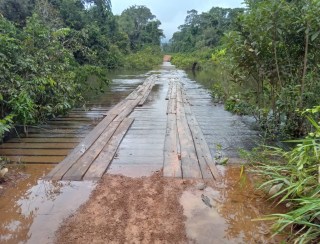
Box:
[163,114,182,178]
[185,114,213,179]
[180,84,219,180]
[113,98,141,122]
[7,155,64,164]
[138,80,155,106]
[51,116,103,121]
[176,83,183,103]
[24,133,86,138]
[187,115,220,179]
[62,120,121,181]
[28,128,91,134]
[126,85,144,100]
[165,81,172,100]
[37,124,92,129]
[111,156,163,165]
[176,97,202,179]
[170,82,177,99]
[7,138,82,143]
[0,142,76,149]
[44,113,117,180]
[83,118,134,180]
[0,148,70,156]
[166,98,177,115]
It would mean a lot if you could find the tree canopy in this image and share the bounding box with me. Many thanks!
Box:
[167,7,244,52]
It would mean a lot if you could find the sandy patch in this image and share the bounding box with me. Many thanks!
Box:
[55,171,192,243]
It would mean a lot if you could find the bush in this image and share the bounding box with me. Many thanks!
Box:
[123,46,162,70]
[252,106,320,243]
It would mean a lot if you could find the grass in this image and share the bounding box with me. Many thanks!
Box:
[247,106,320,243]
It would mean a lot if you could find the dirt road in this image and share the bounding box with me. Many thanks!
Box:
[56,171,192,243]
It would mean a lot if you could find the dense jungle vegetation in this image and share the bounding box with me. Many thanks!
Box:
[0,0,163,140]
[167,0,320,242]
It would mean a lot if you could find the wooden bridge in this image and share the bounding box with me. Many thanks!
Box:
[41,74,219,181]
[1,64,258,181]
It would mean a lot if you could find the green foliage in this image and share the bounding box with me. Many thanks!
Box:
[224,0,320,137]
[123,46,162,70]
[118,5,164,51]
[168,7,244,52]
[171,48,214,70]
[252,107,320,243]
[0,115,13,141]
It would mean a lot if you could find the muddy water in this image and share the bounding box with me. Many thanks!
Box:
[181,166,285,244]
[0,165,95,243]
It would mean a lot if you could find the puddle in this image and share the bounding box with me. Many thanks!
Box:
[0,165,96,244]
[180,166,286,244]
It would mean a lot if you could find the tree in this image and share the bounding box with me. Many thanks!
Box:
[0,0,35,26]
[225,0,320,136]
[169,7,244,52]
[118,5,164,51]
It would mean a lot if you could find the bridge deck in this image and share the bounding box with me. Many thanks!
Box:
[44,72,219,181]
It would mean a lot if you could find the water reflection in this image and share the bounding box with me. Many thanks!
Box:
[181,166,285,244]
[0,166,96,244]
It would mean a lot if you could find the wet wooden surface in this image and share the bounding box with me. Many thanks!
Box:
[45,76,156,180]
[1,63,258,181]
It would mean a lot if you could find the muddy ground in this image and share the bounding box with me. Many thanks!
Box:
[55,167,286,244]
[56,171,192,243]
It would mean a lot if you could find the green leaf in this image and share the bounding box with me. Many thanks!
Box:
[311,31,320,41]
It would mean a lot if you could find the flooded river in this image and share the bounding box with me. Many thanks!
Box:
[0,63,284,243]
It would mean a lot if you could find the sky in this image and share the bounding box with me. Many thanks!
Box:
[112,0,244,41]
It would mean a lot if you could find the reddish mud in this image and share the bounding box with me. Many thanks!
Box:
[55,166,287,244]
[56,171,191,243]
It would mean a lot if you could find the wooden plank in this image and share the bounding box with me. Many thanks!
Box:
[126,85,144,100]
[118,149,163,158]
[102,99,129,116]
[176,83,183,103]
[185,114,213,179]
[138,81,155,106]
[7,155,64,164]
[163,114,182,178]
[0,142,76,149]
[45,120,94,126]
[83,118,134,180]
[113,98,141,122]
[62,120,121,181]
[51,116,103,121]
[170,82,177,99]
[23,133,86,138]
[166,98,177,115]
[176,98,202,179]
[44,113,117,180]
[111,156,163,165]
[0,148,70,156]
[65,112,105,116]
[187,114,220,180]
[38,124,92,129]
[28,128,91,134]
[6,138,82,143]
[165,81,172,100]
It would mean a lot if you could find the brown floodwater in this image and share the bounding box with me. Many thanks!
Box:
[0,165,96,243]
[181,165,286,243]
